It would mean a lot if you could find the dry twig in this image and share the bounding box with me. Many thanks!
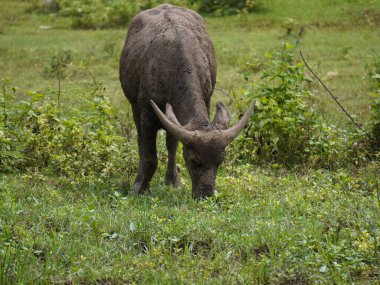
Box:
[300,51,364,131]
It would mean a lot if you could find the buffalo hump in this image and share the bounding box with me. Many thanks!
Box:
[119,4,216,125]
[119,5,254,198]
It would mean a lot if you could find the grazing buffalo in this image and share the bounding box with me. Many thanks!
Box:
[119,4,254,198]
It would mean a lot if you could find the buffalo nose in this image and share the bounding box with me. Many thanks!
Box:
[194,185,214,199]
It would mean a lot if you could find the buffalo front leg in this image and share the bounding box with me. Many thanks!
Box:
[165,132,180,187]
[130,114,158,195]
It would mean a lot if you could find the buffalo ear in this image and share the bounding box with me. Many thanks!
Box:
[150,100,196,145]
[220,100,255,145]
[165,103,181,126]
[213,102,231,129]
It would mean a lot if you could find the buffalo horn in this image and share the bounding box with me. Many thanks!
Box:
[150,100,198,145]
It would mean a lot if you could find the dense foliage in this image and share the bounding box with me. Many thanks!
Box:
[0,78,137,184]
[34,0,259,29]
[190,0,258,15]
[367,51,380,150]
[36,0,187,29]
[231,44,377,168]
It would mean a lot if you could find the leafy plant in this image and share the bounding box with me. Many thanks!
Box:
[190,0,258,15]
[232,44,321,165]
[43,49,74,79]
[231,44,374,167]
[367,50,380,150]
[0,79,20,172]
[0,77,137,185]
[49,0,185,29]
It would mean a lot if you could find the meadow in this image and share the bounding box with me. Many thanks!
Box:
[0,0,379,283]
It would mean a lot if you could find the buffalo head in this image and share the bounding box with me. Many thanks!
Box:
[151,100,255,198]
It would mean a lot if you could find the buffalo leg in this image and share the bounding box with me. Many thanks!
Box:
[165,132,180,187]
[130,110,158,195]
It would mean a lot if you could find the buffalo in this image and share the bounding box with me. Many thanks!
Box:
[119,4,254,198]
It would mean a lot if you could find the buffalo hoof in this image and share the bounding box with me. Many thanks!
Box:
[129,181,148,195]
[164,172,180,187]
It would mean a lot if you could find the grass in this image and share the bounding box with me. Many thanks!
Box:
[0,0,380,283]
[1,0,380,124]
[1,165,379,284]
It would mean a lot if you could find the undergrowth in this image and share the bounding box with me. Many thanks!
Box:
[0,77,137,186]
[367,50,380,150]
[32,0,188,29]
[231,44,378,168]
[190,0,259,15]
[30,0,262,29]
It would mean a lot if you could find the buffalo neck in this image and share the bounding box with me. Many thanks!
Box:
[174,91,211,128]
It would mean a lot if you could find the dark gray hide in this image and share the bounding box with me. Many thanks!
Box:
[119,4,254,198]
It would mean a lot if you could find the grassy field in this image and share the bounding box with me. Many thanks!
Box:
[1,165,379,284]
[1,0,380,123]
[1,0,380,284]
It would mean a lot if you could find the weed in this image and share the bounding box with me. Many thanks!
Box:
[43,49,74,79]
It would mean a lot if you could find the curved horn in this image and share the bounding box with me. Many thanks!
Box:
[221,100,255,145]
[150,100,198,145]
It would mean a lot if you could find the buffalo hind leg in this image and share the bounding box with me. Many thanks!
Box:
[165,132,180,187]
[130,113,158,195]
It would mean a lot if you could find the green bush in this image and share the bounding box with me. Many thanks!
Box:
[367,51,380,150]
[231,44,373,167]
[33,0,251,28]
[0,79,137,184]
[0,79,21,172]
[190,0,258,15]
[43,49,74,79]
[233,44,322,165]
[55,0,185,29]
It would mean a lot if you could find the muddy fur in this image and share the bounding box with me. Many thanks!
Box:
[120,4,251,198]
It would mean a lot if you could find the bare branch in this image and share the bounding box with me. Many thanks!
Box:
[215,87,235,102]
[300,51,364,131]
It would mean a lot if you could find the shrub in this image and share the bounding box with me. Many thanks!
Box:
[0,78,137,184]
[0,79,21,172]
[232,44,321,165]
[43,49,74,79]
[367,51,380,150]
[231,44,374,168]
[54,0,185,29]
[190,0,258,15]
[33,0,250,28]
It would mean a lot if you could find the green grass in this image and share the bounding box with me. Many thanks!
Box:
[1,165,379,284]
[1,0,379,124]
[1,0,380,283]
